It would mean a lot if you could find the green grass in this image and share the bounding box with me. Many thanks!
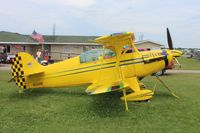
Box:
[0,70,200,133]
[175,56,200,70]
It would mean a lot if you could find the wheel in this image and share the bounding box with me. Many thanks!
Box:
[155,69,165,76]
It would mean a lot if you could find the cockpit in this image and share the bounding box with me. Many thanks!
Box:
[80,49,116,63]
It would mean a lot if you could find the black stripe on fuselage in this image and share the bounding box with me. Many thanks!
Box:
[120,58,143,63]
[46,61,116,76]
[143,56,165,64]
[61,61,115,73]
[120,61,144,66]
[46,65,116,79]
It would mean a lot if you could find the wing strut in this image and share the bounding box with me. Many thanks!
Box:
[122,89,129,111]
[155,76,179,99]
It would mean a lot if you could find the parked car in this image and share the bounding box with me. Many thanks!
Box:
[0,53,7,63]
[6,54,15,63]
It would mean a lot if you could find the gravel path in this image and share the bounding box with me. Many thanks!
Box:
[166,70,200,74]
[0,64,11,71]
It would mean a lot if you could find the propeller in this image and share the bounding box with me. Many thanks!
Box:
[167,28,173,50]
[166,28,182,68]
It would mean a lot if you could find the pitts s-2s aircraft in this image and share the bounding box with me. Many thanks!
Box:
[11,28,182,110]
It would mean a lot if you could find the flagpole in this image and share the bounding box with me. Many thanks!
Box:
[30,30,45,59]
[42,42,44,60]
[42,43,44,51]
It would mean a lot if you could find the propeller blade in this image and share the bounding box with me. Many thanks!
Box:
[167,28,173,50]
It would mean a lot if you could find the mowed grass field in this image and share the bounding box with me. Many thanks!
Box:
[0,70,200,133]
[0,71,200,133]
[175,56,200,70]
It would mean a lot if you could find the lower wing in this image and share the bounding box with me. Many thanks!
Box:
[85,80,128,95]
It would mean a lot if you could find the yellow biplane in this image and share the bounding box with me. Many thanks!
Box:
[11,29,182,110]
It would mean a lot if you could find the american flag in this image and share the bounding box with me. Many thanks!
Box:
[30,30,44,43]
[14,44,23,50]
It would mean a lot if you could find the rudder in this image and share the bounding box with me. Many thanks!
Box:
[11,52,43,89]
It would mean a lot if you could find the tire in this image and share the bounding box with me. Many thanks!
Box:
[155,70,165,76]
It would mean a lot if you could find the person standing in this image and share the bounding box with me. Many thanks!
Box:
[36,49,42,63]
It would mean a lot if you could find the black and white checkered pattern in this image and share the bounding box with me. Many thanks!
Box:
[11,54,27,89]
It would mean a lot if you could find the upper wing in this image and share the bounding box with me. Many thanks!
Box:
[94,32,134,46]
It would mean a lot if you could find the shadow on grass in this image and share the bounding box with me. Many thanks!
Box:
[154,91,177,100]
[88,91,126,118]
[9,87,87,99]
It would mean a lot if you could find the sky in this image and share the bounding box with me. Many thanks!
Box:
[0,0,200,48]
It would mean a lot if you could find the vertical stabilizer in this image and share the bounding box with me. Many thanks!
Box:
[11,52,43,89]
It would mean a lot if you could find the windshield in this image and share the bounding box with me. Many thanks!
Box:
[80,49,115,63]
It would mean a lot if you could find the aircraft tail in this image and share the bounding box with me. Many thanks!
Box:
[11,52,44,89]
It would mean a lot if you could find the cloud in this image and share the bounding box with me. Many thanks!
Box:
[0,0,200,47]
[32,0,96,7]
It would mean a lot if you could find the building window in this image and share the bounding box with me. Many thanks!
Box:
[64,46,81,53]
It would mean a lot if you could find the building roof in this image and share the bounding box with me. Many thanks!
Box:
[0,31,35,43]
[135,40,164,46]
[0,31,98,45]
[44,35,98,43]
[0,31,164,47]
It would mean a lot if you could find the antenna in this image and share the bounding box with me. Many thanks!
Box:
[53,24,56,36]
[139,34,144,41]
